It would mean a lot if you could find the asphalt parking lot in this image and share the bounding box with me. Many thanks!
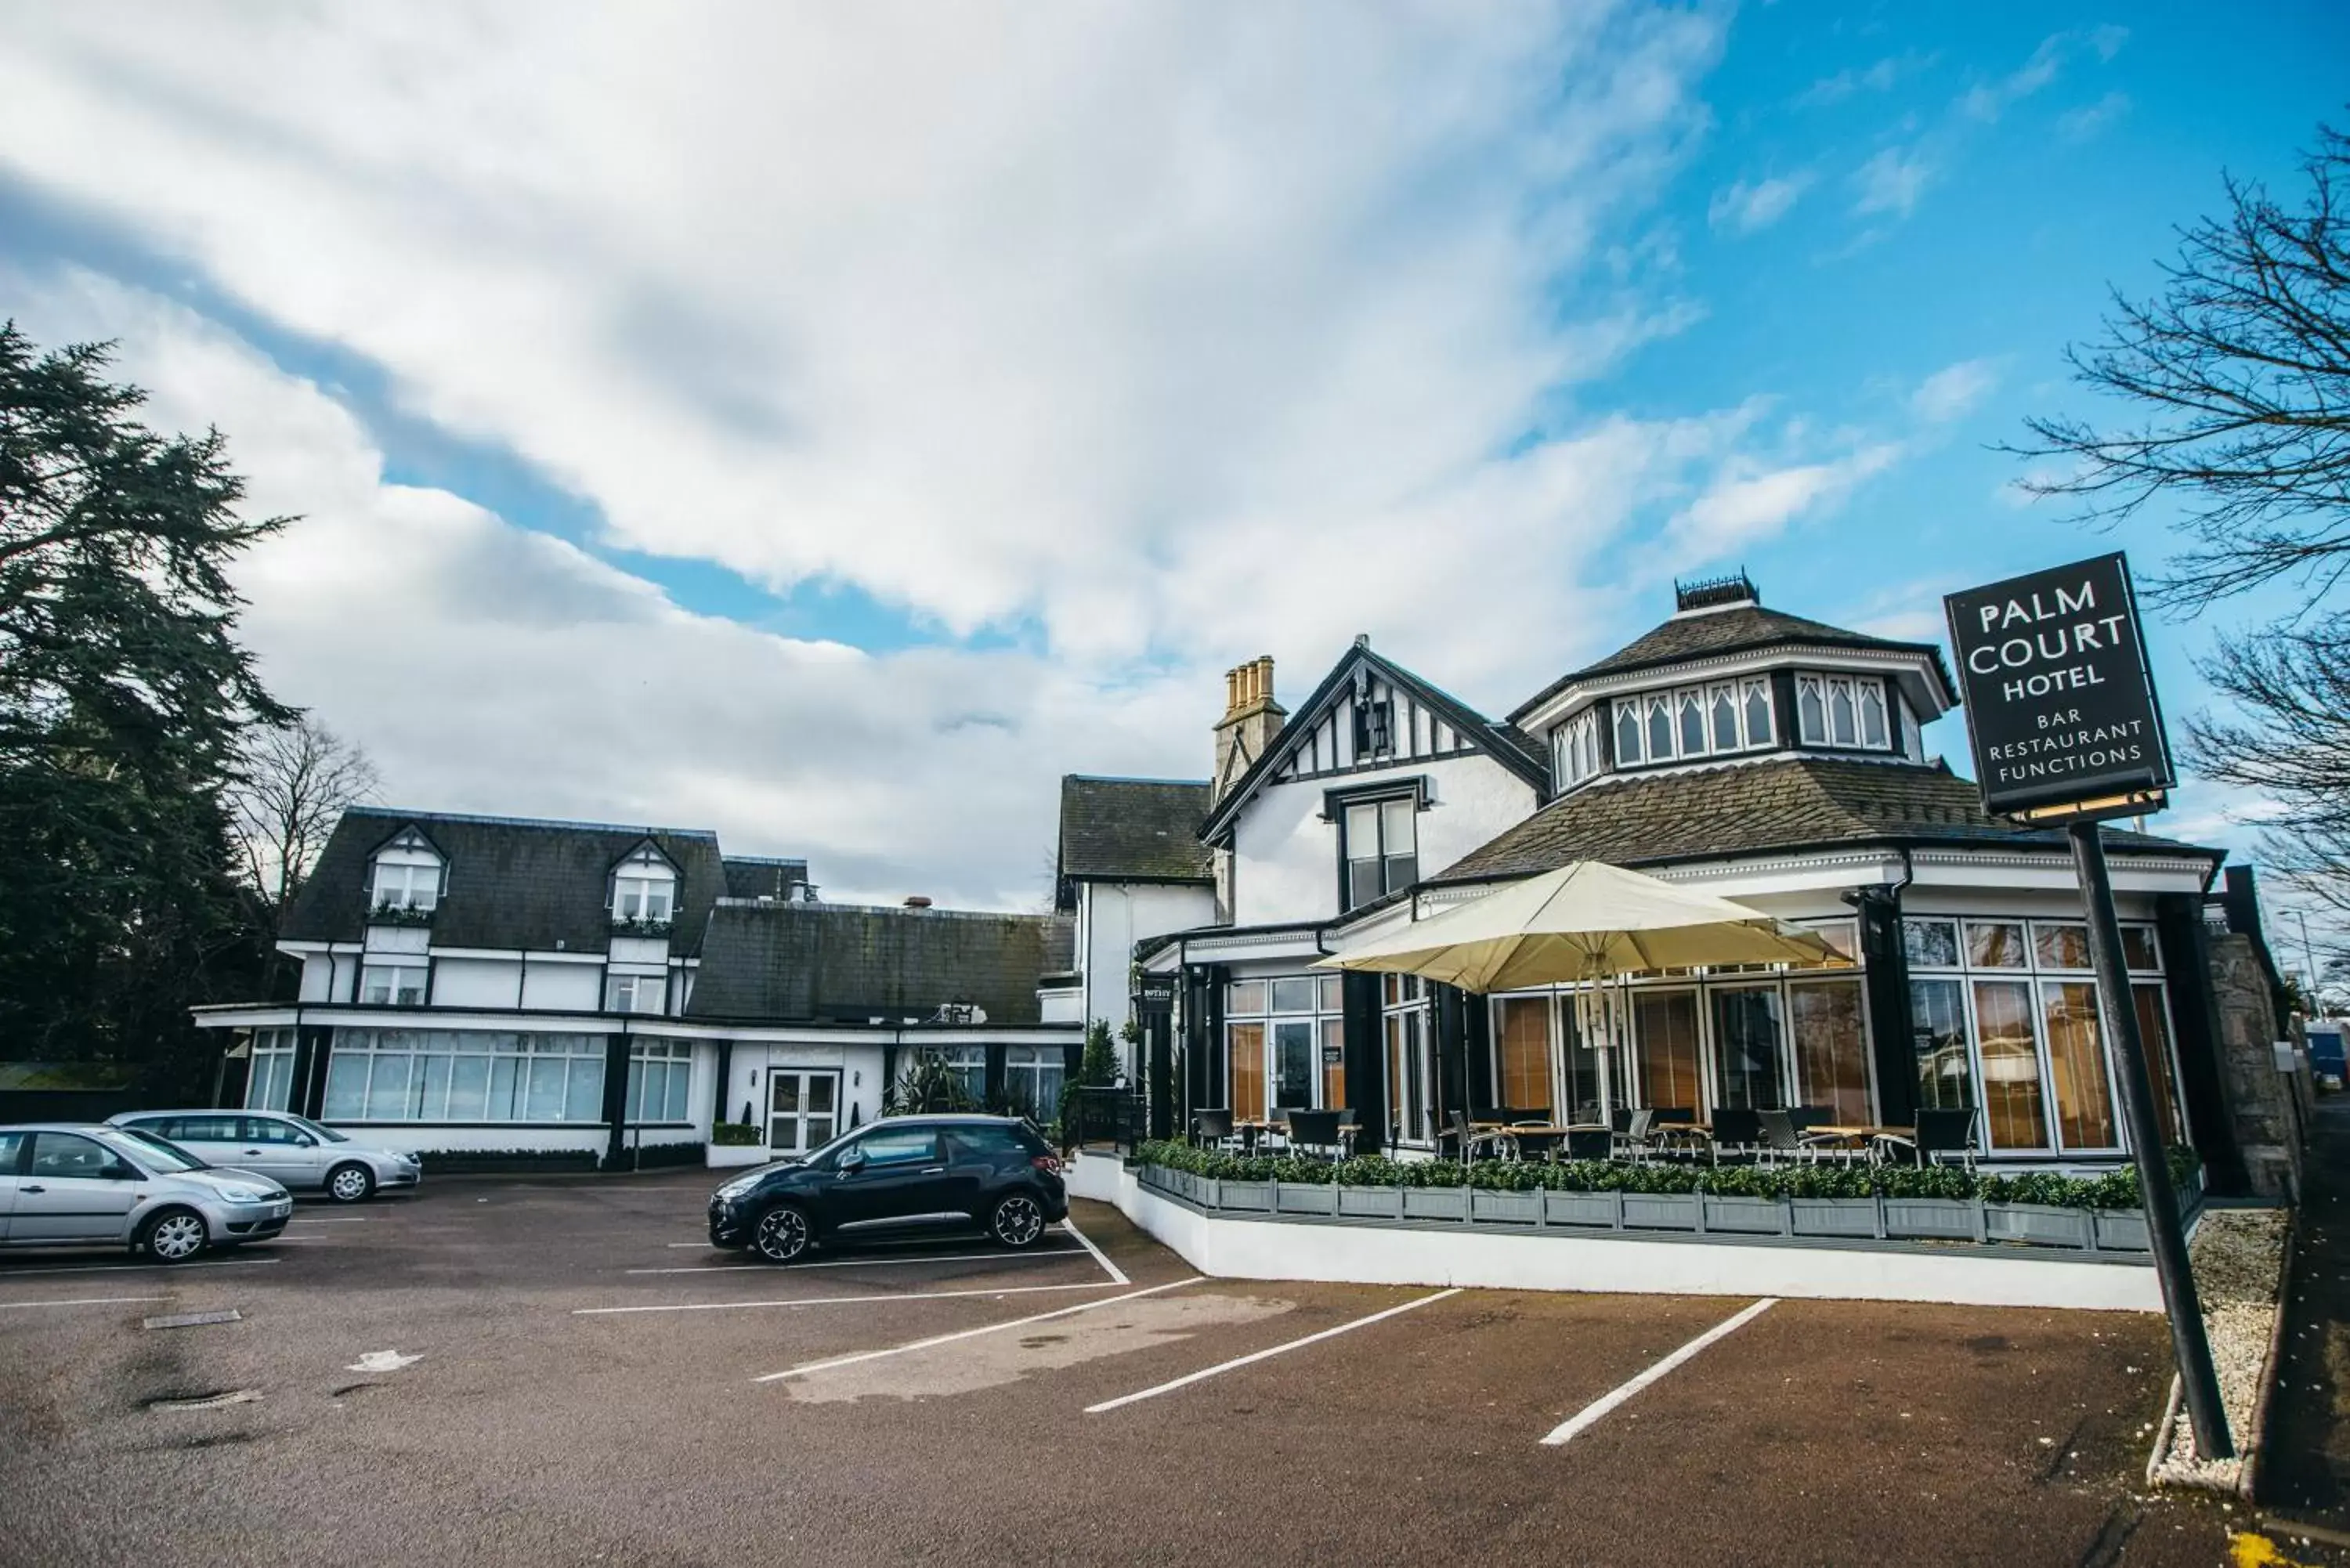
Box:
[0,1169,2315,1568]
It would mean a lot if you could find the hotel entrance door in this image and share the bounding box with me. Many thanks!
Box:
[768,1070,841,1155]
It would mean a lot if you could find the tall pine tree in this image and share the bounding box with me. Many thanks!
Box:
[0,323,287,1090]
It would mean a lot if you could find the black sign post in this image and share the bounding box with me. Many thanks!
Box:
[1943,552,2231,1461]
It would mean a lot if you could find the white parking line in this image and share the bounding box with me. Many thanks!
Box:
[1538,1297,1777,1447]
[755,1276,1206,1382]
[1085,1288,1462,1414]
[0,1295,172,1311]
[575,1280,1130,1317]
[625,1248,1086,1276]
[0,1257,282,1280]
[1058,1216,1129,1286]
[284,1217,371,1225]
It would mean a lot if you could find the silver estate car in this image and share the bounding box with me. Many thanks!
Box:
[109,1110,422,1204]
[0,1124,292,1263]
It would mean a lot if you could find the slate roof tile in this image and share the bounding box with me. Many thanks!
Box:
[687,902,1073,1024]
[1434,755,2213,883]
[1058,776,1213,883]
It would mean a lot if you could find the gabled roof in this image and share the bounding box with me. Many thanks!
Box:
[1058,776,1214,885]
[1509,605,1958,722]
[280,808,729,955]
[687,901,1074,1025]
[1433,754,2215,883]
[1202,643,1548,843]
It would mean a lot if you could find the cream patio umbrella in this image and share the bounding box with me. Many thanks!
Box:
[1315,860,1839,993]
[1314,861,1842,1142]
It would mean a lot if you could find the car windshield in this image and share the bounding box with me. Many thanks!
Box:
[284,1113,349,1143]
[101,1127,208,1172]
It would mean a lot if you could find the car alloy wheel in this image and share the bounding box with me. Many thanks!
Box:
[143,1209,208,1263]
[753,1205,810,1264]
[990,1194,1045,1248]
[327,1164,375,1204]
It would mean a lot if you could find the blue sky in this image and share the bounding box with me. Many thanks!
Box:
[0,2,2341,923]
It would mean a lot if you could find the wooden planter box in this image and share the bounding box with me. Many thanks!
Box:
[1470,1188,1542,1225]
[1882,1198,1979,1241]
[1542,1190,1622,1228]
[1621,1193,1701,1231]
[1702,1194,1787,1235]
[1401,1187,1469,1220]
[1983,1202,2092,1249]
[1338,1185,1405,1219]
[1218,1180,1275,1212]
[1789,1198,1882,1239]
[2092,1210,2151,1252]
[1274,1182,1339,1216]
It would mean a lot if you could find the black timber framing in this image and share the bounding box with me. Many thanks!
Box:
[712,1039,733,1129]
[1853,890,1915,1127]
[1465,991,1494,1111]
[2157,893,2251,1194]
[293,1023,331,1120]
[600,1031,631,1168]
[984,1045,1007,1110]
[1341,970,1385,1157]
[1434,984,1471,1140]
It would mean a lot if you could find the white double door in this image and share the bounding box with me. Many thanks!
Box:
[767,1070,841,1155]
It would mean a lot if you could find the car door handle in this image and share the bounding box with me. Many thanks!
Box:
[22,1185,43,1194]
[244,1149,264,1156]
[918,1166,945,1175]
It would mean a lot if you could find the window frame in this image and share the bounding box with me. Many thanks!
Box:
[1793,670,1895,753]
[359,962,429,1008]
[1330,782,1424,912]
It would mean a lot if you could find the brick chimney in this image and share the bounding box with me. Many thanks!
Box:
[1213,655,1284,800]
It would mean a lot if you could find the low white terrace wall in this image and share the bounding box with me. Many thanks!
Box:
[1068,1152,2164,1313]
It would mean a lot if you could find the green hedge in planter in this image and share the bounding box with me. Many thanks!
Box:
[1133,1140,2196,1212]
[711,1122,761,1147]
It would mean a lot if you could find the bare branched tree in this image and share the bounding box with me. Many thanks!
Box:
[227,715,380,920]
[2013,124,2350,959]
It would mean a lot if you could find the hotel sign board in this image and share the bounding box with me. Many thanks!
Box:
[1942,551,2174,821]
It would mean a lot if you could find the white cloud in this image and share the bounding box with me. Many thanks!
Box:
[1665,442,1900,560]
[1958,28,2126,123]
[2057,92,2131,143]
[1795,52,1936,109]
[1911,359,1998,424]
[1708,172,1812,234]
[1852,145,1932,219]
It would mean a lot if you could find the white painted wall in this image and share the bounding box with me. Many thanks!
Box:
[432,956,522,1009]
[1078,881,1217,1065]
[522,960,600,1012]
[1231,753,1538,927]
[722,1041,891,1140]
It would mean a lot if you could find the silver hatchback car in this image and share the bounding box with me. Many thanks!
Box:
[109,1110,422,1204]
[0,1124,293,1263]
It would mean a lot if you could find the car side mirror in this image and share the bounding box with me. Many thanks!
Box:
[294,1133,316,1147]
[836,1150,866,1176]
[101,1162,143,1181]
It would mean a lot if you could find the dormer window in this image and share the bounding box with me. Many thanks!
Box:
[1340,791,1418,910]
[611,845,678,928]
[370,831,443,915]
[1611,677,1774,768]
[1795,673,1893,751]
[1555,708,1601,789]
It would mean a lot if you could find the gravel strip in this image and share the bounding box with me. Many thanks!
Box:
[2149,1207,2290,1490]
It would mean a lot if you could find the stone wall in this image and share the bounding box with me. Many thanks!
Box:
[2208,932,2310,1200]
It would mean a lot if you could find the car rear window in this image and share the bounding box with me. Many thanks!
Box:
[949,1125,1033,1157]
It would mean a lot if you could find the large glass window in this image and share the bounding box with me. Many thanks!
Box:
[1557,999,1607,1125]
[2041,981,2119,1149]
[1633,991,1702,1113]
[1321,1018,1347,1109]
[1790,981,1870,1122]
[1971,980,2048,1151]
[1492,996,1550,1114]
[1708,986,1784,1110]
[939,1046,986,1107]
[370,847,441,913]
[1383,975,1431,1144]
[1614,700,1643,766]
[606,973,667,1014]
[1227,1022,1266,1122]
[1907,977,1974,1116]
[244,1028,297,1111]
[1342,797,1418,910]
[2134,984,2186,1141]
[1228,973,1344,1114]
[626,1039,692,1123]
[1004,1046,1066,1122]
[360,964,428,1007]
[323,1030,607,1122]
[1271,1022,1315,1111]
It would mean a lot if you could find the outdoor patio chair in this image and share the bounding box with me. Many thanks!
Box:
[1449,1110,1512,1162]
[1333,1107,1359,1158]
[1708,1107,1762,1163]
[1758,1110,1813,1165]
[1512,1129,1564,1162]
[1286,1109,1343,1160]
[1191,1109,1233,1149]
[1565,1128,1614,1162]
[1788,1105,1834,1133]
[1610,1107,1633,1135]
[1878,1107,1980,1172]
[1650,1105,1697,1125]
[1614,1109,1657,1161]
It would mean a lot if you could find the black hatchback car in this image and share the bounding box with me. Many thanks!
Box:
[707,1114,1068,1264]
